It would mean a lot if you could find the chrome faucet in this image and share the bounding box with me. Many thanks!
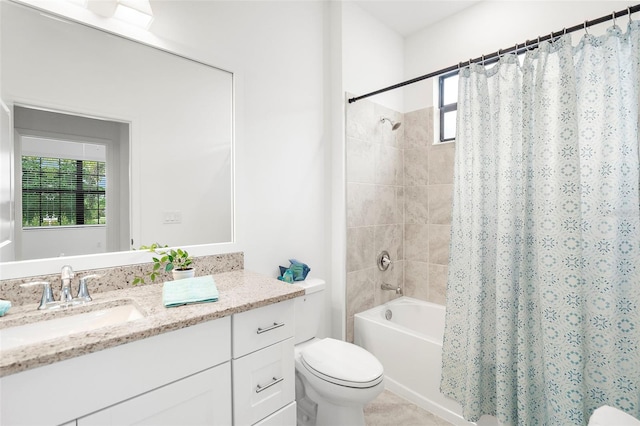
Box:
[22,268,102,310]
[381,283,403,295]
[60,265,75,304]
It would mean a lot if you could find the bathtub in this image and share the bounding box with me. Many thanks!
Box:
[355,297,498,426]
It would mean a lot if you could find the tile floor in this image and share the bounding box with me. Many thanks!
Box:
[364,390,454,426]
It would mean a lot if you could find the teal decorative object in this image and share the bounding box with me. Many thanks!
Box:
[0,299,11,316]
[278,259,311,283]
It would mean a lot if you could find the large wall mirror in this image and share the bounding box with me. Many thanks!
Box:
[0,1,234,266]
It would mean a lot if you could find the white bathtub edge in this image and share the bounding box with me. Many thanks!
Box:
[384,377,475,426]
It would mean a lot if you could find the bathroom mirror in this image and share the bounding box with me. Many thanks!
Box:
[0,1,234,263]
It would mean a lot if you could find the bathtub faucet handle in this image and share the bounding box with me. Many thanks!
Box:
[377,251,392,271]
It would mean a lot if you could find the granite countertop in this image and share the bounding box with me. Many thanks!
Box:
[0,270,304,378]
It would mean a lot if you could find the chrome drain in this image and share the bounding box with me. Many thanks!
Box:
[385,309,392,320]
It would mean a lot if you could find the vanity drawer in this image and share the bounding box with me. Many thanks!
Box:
[253,402,296,426]
[232,338,295,425]
[233,299,294,358]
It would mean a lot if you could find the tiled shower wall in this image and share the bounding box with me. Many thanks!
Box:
[345,99,455,342]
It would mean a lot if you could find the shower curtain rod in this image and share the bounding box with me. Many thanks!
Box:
[347,4,640,104]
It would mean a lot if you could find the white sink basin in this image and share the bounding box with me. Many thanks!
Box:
[0,304,144,351]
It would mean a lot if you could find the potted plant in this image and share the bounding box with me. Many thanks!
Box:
[133,243,194,285]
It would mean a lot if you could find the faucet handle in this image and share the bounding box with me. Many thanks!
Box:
[20,281,55,310]
[76,274,102,303]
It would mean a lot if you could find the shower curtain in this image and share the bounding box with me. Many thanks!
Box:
[441,22,640,426]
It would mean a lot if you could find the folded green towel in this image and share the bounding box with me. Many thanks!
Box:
[162,275,219,308]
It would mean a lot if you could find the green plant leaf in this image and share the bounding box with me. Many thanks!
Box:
[166,263,174,272]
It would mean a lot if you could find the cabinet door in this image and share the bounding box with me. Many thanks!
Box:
[78,363,231,426]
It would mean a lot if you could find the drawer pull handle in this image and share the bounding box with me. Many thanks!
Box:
[256,377,284,393]
[256,322,284,334]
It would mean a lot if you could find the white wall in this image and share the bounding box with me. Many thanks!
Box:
[22,227,106,259]
[404,1,631,112]
[342,2,404,112]
[149,0,329,279]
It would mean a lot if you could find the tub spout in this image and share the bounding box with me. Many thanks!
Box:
[381,283,402,295]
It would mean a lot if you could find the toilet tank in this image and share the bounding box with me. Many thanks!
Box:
[294,278,326,345]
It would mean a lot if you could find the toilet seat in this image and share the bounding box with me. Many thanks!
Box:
[300,338,383,388]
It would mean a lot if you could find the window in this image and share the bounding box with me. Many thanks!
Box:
[22,155,106,227]
[438,71,458,143]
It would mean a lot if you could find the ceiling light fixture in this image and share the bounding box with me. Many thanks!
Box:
[113,0,154,29]
[86,0,153,29]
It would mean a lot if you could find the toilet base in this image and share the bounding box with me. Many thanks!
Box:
[303,378,372,426]
[315,398,366,426]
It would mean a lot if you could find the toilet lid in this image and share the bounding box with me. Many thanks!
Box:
[301,338,383,388]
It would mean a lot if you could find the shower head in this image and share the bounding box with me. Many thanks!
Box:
[380,117,401,131]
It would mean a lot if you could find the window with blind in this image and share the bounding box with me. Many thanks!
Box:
[22,156,106,227]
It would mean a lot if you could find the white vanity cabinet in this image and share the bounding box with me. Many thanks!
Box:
[78,362,232,426]
[232,299,296,426]
[0,317,231,426]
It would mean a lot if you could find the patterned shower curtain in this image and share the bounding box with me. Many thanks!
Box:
[441,22,640,426]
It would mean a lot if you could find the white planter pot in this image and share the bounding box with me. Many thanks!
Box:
[172,268,195,280]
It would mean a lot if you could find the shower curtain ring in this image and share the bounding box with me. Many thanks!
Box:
[481,54,485,64]
[612,11,617,26]
[628,7,633,23]
[584,20,590,34]
[563,27,567,35]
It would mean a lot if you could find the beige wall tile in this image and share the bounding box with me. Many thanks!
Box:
[429,142,455,184]
[346,316,354,343]
[405,185,428,225]
[375,144,403,186]
[428,264,448,305]
[374,260,404,305]
[428,225,451,265]
[346,98,381,143]
[375,185,402,225]
[396,186,405,224]
[347,137,375,184]
[404,260,429,301]
[375,104,404,148]
[347,182,376,228]
[428,184,453,225]
[404,223,429,262]
[404,147,429,186]
[374,224,403,263]
[346,226,375,273]
[346,268,375,319]
[404,108,431,149]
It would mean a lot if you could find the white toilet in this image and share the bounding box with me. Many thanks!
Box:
[294,278,384,426]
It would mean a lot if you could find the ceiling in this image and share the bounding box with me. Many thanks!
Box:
[353,0,480,37]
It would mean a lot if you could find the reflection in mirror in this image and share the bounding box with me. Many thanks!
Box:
[0,1,234,265]
[15,106,130,260]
